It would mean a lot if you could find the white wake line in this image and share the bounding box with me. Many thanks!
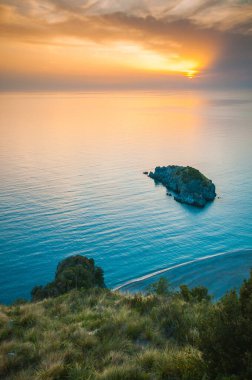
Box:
[113,249,252,291]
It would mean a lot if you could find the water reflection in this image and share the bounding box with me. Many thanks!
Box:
[0,90,252,303]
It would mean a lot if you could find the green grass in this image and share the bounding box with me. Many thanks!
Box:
[0,289,206,380]
[0,274,251,380]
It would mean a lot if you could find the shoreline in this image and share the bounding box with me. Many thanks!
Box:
[113,248,252,299]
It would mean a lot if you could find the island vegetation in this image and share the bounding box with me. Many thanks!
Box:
[0,255,251,380]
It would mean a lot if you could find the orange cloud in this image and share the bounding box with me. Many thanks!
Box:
[0,0,251,90]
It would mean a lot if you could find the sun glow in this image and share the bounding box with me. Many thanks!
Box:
[185,70,198,79]
[112,43,202,79]
[0,34,212,90]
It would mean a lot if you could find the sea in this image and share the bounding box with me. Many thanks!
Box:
[0,90,252,304]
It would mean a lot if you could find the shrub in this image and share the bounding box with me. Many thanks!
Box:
[32,255,105,301]
[199,271,252,379]
[180,285,212,302]
[146,278,172,297]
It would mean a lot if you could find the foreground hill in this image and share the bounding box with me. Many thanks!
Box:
[0,257,251,380]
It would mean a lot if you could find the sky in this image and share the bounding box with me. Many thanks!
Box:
[0,0,252,90]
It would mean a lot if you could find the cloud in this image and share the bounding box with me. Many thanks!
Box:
[1,0,251,46]
[1,0,252,33]
[0,1,222,48]
[0,0,252,89]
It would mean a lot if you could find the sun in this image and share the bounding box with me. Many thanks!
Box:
[185,69,198,79]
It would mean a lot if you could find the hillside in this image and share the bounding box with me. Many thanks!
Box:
[0,259,251,380]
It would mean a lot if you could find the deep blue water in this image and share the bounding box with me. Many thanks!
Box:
[0,90,252,304]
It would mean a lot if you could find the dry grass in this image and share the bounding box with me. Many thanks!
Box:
[0,288,208,380]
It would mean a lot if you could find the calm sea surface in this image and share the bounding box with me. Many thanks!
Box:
[0,90,252,304]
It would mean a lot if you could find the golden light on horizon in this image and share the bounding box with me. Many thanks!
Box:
[0,37,208,83]
[111,42,204,79]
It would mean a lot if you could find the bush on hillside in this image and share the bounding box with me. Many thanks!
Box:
[31,255,105,301]
[146,278,172,296]
[179,284,212,302]
[199,270,252,379]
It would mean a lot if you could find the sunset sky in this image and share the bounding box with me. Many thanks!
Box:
[1,0,252,90]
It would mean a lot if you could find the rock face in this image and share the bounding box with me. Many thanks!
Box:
[149,165,216,208]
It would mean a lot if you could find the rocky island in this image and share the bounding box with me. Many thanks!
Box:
[148,165,216,207]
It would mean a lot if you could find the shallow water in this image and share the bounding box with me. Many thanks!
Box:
[0,90,252,304]
[116,249,252,299]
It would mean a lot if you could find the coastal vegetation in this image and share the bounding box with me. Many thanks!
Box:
[0,256,251,380]
[31,256,105,301]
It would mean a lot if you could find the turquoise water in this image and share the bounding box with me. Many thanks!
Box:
[116,250,252,299]
[0,90,252,304]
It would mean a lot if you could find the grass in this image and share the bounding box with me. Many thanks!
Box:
[0,276,251,380]
[0,288,208,380]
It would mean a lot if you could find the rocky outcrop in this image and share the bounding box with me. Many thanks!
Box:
[148,165,216,208]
